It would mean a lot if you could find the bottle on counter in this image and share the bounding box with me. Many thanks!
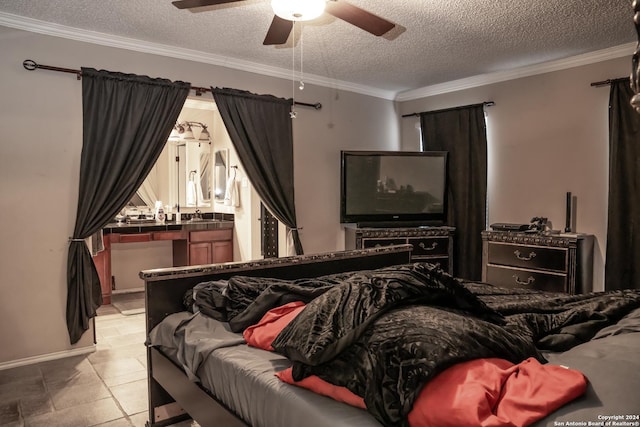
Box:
[156,207,165,223]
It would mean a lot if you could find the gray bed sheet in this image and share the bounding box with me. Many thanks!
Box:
[150,309,640,427]
[149,312,382,427]
[532,307,640,426]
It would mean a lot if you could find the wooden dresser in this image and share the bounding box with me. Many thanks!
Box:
[345,226,455,275]
[481,231,594,294]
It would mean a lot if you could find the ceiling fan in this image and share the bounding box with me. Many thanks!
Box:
[171,0,396,45]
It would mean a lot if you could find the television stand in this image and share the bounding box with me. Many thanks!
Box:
[344,225,455,275]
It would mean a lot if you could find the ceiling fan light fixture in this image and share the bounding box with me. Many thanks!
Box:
[271,0,326,22]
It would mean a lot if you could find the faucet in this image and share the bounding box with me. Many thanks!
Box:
[192,209,203,221]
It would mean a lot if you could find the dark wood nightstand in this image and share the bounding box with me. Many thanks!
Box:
[481,231,594,294]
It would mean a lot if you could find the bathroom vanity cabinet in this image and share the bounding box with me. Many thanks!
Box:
[172,229,234,266]
[93,222,233,304]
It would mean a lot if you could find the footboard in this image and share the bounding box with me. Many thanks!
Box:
[141,245,413,427]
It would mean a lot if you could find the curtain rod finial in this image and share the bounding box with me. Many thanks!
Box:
[23,59,37,71]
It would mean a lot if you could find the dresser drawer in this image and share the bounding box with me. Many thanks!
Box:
[348,226,455,276]
[409,237,449,256]
[361,238,407,249]
[487,242,567,272]
[486,265,567,293]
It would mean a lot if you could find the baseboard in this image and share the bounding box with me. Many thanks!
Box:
[112,287,144,295]
[0,344,96,371]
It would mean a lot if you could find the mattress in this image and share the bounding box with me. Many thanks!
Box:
[149,311,382,427]
[149,307,640,427]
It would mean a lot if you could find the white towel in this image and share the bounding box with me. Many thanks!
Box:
[197,181,205,206]
[224,176,239,207]
[186,180,197,206]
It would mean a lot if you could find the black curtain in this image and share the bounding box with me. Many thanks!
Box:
[212,87,303,255]
[67,68,190,344]
[605,79,640,290]
[420,104,487,280]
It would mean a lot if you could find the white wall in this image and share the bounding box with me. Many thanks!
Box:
[399,56,631,292]
[0,25,398,365]
[292,87,402,252]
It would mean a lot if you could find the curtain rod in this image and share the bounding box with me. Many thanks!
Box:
[22,59,322,110]
[590,76,629,88]
[401,101,495,118]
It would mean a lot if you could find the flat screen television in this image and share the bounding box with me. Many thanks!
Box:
[340,150,448,226]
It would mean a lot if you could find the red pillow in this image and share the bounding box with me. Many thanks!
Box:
[243,301,306,351]
[276,367,366,409]
[407,357,587,427]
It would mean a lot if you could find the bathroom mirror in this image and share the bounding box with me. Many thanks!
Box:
[176,141,213,208]
[200,151,212,205]
[134,141,229,211]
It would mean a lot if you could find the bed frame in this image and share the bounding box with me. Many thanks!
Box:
[142,244,413,427]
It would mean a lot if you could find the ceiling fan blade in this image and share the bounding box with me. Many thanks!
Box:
[263,15,294,45]
[324,1,395,36]
[172,0,245,10]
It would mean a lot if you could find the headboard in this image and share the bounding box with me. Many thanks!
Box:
[140,244,413,333]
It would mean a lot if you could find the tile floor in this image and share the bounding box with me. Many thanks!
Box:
[0,304,196,427]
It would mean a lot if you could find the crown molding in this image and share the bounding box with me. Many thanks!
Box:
[395,43,636,102]
[0,11,395,100]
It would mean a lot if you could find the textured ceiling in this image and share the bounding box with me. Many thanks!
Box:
[0,0,636,98]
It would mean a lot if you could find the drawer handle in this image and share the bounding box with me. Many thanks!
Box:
[513,275,535,286]
[513,250,536,261]
[419,242,438,251]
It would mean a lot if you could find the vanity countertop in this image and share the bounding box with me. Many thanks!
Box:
[103,220,233,234]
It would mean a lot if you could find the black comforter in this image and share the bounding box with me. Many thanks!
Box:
[188,262,640,427]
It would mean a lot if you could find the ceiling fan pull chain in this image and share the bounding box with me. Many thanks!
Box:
[299,26,305,91]
[290,21,297,119]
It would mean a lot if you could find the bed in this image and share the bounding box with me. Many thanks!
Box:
[142,244,640,427]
